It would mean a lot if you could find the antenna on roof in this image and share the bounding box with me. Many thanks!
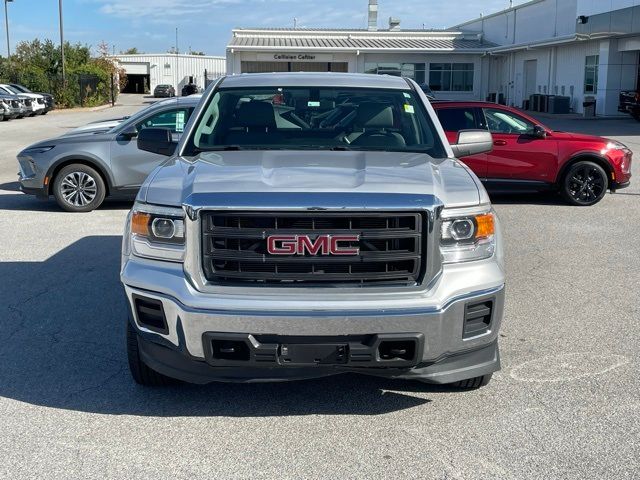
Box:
[293,17,297,29]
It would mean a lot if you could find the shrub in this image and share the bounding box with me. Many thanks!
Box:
[0,39,124,108]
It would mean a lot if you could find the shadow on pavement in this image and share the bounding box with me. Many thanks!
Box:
[0,181,20,192]
[0,191,133,212]
[488,191,566,206]
[0,235,444,417]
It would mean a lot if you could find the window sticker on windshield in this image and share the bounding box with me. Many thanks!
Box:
[176,111,185,132]
[404,104,415,114]
[307,101,320,108]
[403,92,411,98]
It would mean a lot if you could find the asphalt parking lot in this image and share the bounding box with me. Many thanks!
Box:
[0,96,638,479]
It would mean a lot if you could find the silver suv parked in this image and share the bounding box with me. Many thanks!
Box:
[121,73,505,389]
[0,93,26,120]
[0,84,45,115]
[17,96,200,211]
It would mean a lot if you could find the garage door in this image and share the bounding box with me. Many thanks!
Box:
[122,62,149,75]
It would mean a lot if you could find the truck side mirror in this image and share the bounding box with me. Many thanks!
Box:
[450,130,493,157]
[137,128,176,156]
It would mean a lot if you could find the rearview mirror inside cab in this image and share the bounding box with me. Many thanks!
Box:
[450,130,493,158]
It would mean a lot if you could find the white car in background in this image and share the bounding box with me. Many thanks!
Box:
[0,84,45,115]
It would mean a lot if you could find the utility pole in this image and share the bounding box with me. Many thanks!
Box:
[174,27,178,94]
[4,0,13,58]
[59,0,66,86]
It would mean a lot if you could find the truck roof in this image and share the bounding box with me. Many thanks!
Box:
[218,72,412,90]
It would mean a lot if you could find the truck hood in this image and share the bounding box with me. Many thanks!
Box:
[141,150,484,208]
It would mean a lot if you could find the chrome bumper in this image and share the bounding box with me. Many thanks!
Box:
[122,258,505,363]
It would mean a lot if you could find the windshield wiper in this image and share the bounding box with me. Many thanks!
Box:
[201,145,244,151]
[192,145,260,153]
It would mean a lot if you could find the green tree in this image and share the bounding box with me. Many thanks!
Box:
[122,47,141,54]
[0,39,123,108]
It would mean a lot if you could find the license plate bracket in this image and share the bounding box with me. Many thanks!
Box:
[279,343,348,365]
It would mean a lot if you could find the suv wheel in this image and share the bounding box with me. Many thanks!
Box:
[450,374,492,389]
[126,321,175,386]
[561,161,608,206]
[53,164,106,212]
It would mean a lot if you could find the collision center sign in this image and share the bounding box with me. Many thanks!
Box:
[256,53,334,62]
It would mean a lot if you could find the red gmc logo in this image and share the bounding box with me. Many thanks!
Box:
[267,235,360,256]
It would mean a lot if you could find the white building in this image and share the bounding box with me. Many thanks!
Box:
[457,0,640,115]
[226,0,640,116]
[113,54,226,94]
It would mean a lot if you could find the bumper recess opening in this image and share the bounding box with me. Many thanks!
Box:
[378,340,416,361]
[202,333,424,368]
[133,294,168,334]
[463,300,494,338]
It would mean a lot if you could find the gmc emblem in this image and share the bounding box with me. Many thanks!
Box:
[267,235,360,256]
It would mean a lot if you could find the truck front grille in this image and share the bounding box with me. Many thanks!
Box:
[201,211,425,287]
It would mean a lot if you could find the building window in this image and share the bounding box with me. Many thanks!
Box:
[429,63,474,92]
[584,55,599,94]
[364,63,426,84]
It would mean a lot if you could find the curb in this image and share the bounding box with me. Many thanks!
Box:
[48,103,122,115]
[90,103,120,112]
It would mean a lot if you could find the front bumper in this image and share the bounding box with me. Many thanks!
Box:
[123,258,505,384]
[2,106,21,118]
[135,326,500,385]
[18,170,48,199]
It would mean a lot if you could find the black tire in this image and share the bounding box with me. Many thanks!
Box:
[52,164,106,212]
[560,161,608,206]
[451,374,492,390]
[126,321,175,386]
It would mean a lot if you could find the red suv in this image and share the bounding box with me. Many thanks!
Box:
[432,101,632,205]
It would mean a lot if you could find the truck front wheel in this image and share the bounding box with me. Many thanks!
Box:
[126,321,175,386]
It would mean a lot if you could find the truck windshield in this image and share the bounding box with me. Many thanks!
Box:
[184,87,446,158]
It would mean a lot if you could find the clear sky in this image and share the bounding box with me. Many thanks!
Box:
[2,0,527,56]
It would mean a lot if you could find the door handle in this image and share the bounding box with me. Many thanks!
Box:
[493,140,507,146]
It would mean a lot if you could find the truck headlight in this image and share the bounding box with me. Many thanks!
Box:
[129,203,185,262]
[440,209,496,263]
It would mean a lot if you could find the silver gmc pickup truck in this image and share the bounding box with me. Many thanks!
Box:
[121,72,505,389]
